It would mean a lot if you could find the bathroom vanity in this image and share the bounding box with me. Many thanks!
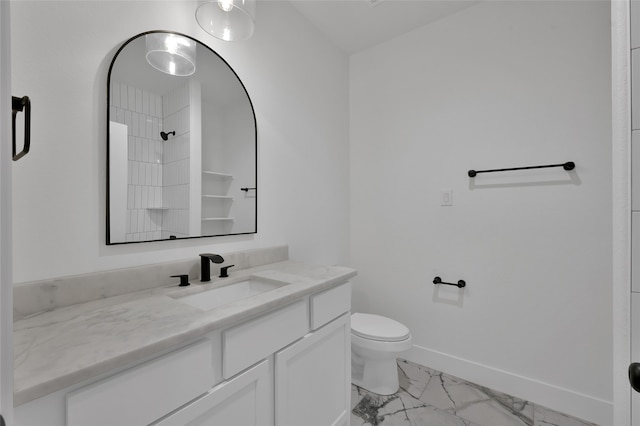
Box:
[13,247,356,426]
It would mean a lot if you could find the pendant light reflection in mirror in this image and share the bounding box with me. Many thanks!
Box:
[145,33,196,76]
[195,0,256,41]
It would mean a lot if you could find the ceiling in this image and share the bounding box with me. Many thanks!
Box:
[288,0,479,54]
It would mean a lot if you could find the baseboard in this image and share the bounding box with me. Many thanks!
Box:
[405,344,613,426]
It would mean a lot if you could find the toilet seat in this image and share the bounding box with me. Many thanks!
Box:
[351,313,410,342]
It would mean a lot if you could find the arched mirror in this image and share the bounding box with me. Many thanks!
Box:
[107,31,257,244]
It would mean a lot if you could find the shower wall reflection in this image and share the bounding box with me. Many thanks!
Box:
[110,80,199,241]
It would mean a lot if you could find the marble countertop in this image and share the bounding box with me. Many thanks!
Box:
[14,260,357,406]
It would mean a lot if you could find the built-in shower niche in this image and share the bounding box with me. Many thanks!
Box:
[201,171,234,236]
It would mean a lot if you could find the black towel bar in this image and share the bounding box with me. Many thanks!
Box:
[433,276,466,288]
[12,95,31,161]
[468,161,575,178]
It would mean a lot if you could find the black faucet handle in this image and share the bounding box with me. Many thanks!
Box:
[170,274,190,287]
[199,253,224,264]
[219,265,236,278]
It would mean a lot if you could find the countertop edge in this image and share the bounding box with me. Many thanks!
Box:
[14,263,357,406]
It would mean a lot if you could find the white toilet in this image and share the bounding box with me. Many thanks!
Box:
[351,313,412,395]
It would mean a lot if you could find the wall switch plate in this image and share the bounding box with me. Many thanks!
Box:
[440,189,453,206]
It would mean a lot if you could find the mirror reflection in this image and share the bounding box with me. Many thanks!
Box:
[107,31,257,244]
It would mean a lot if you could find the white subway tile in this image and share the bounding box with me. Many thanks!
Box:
[127,161,133,184]
[149,186,156,208]
[144,212,151,232]
[134,186,141,209]
[150,211,158,231]
[150,164,157,187]
[155,141,162,164]
[146,117,153,141]
[135,88,142,113]
[149,93,156,117]
[128,138,134,161]
[157,95,163,118]
[137,210,145,233]
[164,163,172,186]
[182,107,190,135]
[127,85,135,112]
[138,162,145,184]
[158,165,163,189]
[142,139,149,163]
[129,210,136,233]
[142,186,149,208]
[124,110,132,134]
[184,137,190,159]
[163,95,169,118]
[131,138,138,161]
[146,163,153,186]
[181,84,189,109]
[132,112,140,136]
[165,114,175,134]
[127,185,134,209]
[139,114,146,139]
[120,84,128,110]
[130,162,139,185]
[153,118,160,141]
[116,107,125,124]
[142,91,149,115]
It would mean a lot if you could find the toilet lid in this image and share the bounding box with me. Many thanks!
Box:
[351,313,410,342]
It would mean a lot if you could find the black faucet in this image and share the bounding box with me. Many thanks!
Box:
[199,253,224,282]
[219,264,235,278]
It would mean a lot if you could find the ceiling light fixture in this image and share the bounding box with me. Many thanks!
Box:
[145,33,196,76]
[195,0,256,42]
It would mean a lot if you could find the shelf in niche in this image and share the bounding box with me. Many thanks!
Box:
[202,217,235,222]
[202,171,233,179]
[202,195,233,200]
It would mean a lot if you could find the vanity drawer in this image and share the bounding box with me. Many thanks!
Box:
[223,300,309,379]
[66,340,213,426]
[310,282,351,330]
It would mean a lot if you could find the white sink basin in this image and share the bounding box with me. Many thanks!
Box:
[176,277,288,311]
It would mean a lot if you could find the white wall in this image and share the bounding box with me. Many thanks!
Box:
[350,1,612,424]
[10,0,350,282]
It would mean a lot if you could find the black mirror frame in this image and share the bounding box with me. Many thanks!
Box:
[106,30,257,245]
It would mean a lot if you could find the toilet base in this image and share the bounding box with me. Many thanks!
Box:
[351,351,400,395]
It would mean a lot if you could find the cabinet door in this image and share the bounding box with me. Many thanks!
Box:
[275,313,350,426]
[67,340,213,426]
[153,359,271,426]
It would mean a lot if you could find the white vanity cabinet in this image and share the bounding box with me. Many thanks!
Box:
[275,313,351,426]
[66,340,214,426]
[274,283,352,426]
[153,359,272,426]
[14,282,352,426]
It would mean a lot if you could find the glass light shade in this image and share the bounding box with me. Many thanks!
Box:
[145,33,196,76]
[196,0,256,41]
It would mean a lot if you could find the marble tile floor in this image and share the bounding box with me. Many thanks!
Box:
[350,359,599,426]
